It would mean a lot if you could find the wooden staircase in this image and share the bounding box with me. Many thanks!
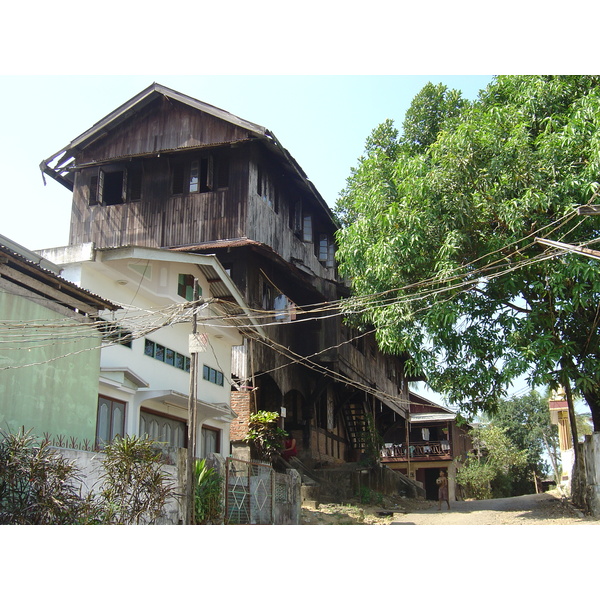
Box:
[341,399,369,451]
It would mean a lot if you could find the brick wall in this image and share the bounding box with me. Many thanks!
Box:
[230,390,251,441]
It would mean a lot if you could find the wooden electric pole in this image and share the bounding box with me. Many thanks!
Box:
[186,279,200,525]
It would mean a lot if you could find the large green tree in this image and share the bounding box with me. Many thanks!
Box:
[490,389,561,492]
[335,76,600,430]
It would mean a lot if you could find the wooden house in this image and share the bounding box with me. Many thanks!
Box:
[40,83,416,469]
[379,391,473,500]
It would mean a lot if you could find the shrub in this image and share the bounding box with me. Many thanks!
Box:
[0,428,92,524]
[244,411,287,462]
[98,435,177,524]
[0,429,177,524]
[194,459,223,524]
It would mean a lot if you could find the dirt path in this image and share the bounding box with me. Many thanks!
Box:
[301,490,600,525]
[390,491,598,525]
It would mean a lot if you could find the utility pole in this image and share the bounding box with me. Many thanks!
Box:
[186,279,200,525]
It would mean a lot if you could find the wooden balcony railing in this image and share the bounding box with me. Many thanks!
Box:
[380,440,452,461]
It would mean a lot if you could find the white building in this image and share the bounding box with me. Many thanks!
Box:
[38,242,262,461]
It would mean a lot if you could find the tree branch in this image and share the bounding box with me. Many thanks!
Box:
[471,287,532,314]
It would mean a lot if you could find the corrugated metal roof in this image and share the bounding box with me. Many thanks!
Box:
[0,234,120,312]
[410,413,456,423]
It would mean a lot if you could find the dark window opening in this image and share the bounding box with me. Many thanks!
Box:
[128,167,143,201]
[199,157,211,192]
[172,162,186,194]
[90,176,99,206]
[103,171,126,205]
[257,165,263,196]
[100,320,133,348]
[292,201,303,235]
[216,156,229,189]
[172,155,226,195]
[88,167,141,205]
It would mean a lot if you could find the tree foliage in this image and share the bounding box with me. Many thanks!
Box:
[244,411,287,462]
[456,424,528,499]
[490,389,561,492]
[335,76,600,428]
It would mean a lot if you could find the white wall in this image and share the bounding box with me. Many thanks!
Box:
[43,246,243,459]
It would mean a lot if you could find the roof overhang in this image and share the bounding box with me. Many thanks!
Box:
[409,412,457,424]
[100,367,149,391]
[136,389,236,422]
[97,245,266,337]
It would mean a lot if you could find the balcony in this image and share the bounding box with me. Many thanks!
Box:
[380,440,452,463]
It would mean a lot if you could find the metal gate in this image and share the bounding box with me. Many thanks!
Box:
[225,457,280,524]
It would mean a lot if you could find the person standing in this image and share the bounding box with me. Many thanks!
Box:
[437,470,450,510]
[282,430,297,462]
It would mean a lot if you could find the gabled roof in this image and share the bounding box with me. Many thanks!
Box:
[40,82,335,223]
[409,391,456,416]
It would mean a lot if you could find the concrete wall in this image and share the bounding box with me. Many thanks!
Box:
[579,433,600,517]
[58,447,182,524]
[59,448,301,525]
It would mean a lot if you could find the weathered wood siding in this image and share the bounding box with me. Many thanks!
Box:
[70,97,253,249]
[79,96,251,162]
[70,149,249,248]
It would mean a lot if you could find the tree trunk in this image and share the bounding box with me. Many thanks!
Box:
[582,388,600,432]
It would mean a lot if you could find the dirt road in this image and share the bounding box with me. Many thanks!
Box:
[390,491,598,525]
[301,490,600,525]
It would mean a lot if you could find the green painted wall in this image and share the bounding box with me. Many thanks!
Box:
[0,290,101,445]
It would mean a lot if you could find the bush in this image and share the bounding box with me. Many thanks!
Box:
[98,435,177,524]
[194,459,223,524]
[0,428,92,524]
[0,429,176,525]
[244,411,287,461]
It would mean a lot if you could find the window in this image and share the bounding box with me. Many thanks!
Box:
[201,426,221,457]
[260,276,273,311]
[96,397,126,447]
[89,166,142,206]
[171,155,228,194]
[203,365,224,386]
[291,201,303,234]
[303,214,313,243]
[178,274,201,301]
[140,410,187,449]
[319,234,335,268]
[145,338,190,372]
[290,201,312,242]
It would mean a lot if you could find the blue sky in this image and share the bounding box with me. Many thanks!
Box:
[1,75,493,250]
